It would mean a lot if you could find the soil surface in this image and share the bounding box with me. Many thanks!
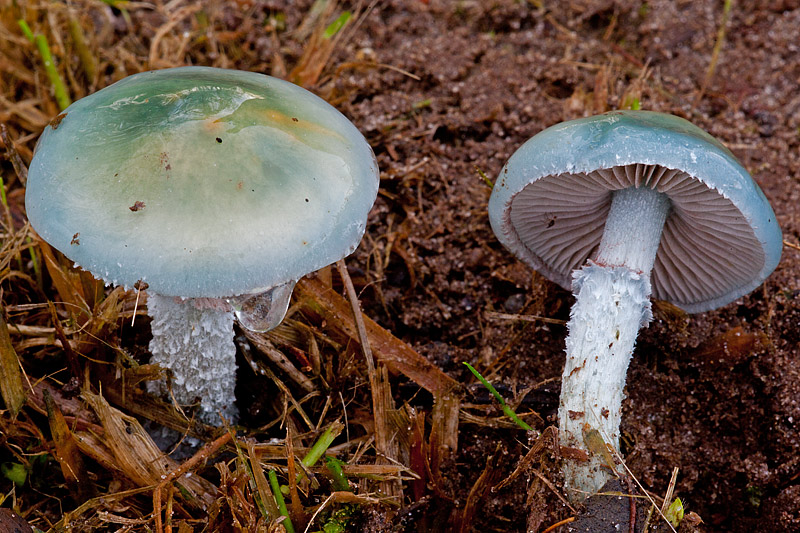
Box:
[335,1,800,531]
[2,1,800,532]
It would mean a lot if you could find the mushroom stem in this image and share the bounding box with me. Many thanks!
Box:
[147,293,238,424]
[559,186,670,501]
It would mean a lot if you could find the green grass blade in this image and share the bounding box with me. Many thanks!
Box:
[301,421,342,469]
[268,469,296,533]
[464,362,533,431]
[17,20,34,42]
[323,11,351,39]
[324,456,351,492]
[18,20,71,110]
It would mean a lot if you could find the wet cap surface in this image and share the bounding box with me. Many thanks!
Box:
[26,67,379,298]
[488,110,782,313]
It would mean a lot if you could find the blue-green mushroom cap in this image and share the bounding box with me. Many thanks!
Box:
[488,110,782,313]
[26,67,379,298]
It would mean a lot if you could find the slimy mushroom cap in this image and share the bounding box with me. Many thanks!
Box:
[26,67,379,299]
[488,110,782,313]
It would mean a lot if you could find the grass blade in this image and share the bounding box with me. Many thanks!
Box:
[464,362,533,431]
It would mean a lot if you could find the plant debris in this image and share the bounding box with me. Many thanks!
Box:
[1,1,799,532]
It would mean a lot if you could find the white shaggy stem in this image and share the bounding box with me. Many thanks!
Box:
[559,186,669,501]
[147,293,238,424]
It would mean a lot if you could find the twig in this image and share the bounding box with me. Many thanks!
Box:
[334,60,421,81]
[286,426,306,530]
[336,259,401,499]
[246,441,281,521]
[541,516,576,533]
[643,467,680,533]
[294,277,458,396]
[52,486,155,530]
[459,446,502,533]
[783,239,800,252]
[336,259,375,374]
[661,467,679,515]
[153,431,232,533]
[131,281,147,326]
[48,301,83,387]
[484,310,566,326]
[242,329,317,393]
[494,427,557,491]
[303,491,338,533]
[627,477,637,533]
[531,468,578,515]
[239,340,315,429]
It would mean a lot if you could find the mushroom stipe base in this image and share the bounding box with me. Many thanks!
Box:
[559,263,651,496]
[147,293,238,424]
[559,185,670,500]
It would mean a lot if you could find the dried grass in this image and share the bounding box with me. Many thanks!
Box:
[0,1,475,530]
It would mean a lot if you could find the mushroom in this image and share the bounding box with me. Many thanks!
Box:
[26,67,379,424]
[488,110,781,500]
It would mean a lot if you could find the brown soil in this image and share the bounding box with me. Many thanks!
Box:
[2,1,800,532]
[340,2,800,531]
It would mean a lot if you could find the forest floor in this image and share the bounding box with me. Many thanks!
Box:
[1,1,799,532]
